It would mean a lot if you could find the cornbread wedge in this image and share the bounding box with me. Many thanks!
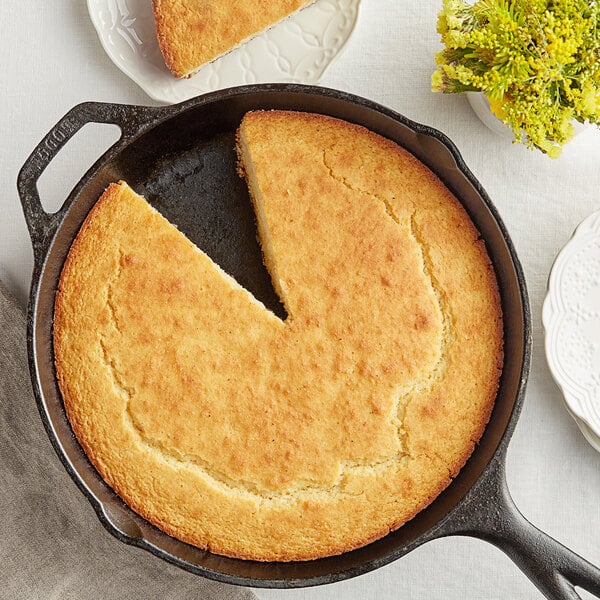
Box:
[152,0,316,78]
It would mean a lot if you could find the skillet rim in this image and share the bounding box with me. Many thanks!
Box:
[21,83,531,588]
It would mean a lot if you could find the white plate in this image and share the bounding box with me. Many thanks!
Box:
[543,209,600,453]
[87,0,360,104]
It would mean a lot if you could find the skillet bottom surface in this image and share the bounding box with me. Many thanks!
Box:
[137,132,287,321]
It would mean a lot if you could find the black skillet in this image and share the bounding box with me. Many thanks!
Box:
[17,84,600,598]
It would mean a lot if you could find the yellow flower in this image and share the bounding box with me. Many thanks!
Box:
[431,70,444,92]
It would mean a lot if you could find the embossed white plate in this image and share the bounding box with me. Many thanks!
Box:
[543,209,600,453]
[87,0,360,104]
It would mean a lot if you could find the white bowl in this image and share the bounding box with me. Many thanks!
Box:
[467,92,515,139]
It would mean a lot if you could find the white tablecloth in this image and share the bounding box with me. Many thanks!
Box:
[1,2,599,598]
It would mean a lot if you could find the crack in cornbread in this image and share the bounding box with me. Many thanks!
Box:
[54,111,503,561]
[94,193,444,498]
[320,145,455,459]
[406,214,458,468]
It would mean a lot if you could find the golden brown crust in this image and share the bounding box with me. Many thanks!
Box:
[54,112,503,561]
[152,0,316,78]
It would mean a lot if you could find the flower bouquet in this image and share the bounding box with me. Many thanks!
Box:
[432,0,600,157]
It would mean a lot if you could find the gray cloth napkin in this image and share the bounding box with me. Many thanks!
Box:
[0,281,256,600]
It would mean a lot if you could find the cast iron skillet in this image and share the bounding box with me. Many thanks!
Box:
[17,84,600,598]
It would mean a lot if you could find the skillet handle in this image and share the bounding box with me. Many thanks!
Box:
[445,456,600,599]
[16,101,161,263]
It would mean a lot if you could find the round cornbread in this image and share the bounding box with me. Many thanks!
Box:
[53,110,503,562]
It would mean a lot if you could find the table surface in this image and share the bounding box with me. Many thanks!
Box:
[2,2,599,599]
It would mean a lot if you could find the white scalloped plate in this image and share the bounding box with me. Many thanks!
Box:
[87,0,360,104]
[543,209,600,453]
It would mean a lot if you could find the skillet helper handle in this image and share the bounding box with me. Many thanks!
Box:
[16,101,157,261]
[449,457,600,599]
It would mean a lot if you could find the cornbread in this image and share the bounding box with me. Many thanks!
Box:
[152,0,316,78]
[53,111,503,561]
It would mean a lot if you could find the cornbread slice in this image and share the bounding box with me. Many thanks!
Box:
[54,112,503,561]
[152,0,316,78]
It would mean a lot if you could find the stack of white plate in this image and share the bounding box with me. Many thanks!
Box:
[543,209,600,453]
